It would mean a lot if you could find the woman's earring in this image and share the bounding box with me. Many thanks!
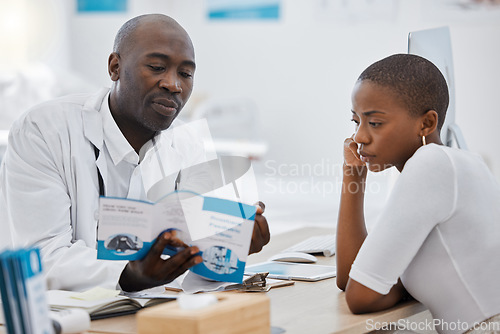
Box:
[422,136,427,146]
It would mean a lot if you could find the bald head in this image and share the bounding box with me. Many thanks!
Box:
[107,14,196,150]
[113,14,192,55]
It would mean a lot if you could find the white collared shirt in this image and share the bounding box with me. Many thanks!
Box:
[100,93,145,200]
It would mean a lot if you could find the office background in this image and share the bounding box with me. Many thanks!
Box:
[1,0,499,233]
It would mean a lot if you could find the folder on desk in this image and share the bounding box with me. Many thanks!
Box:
[0,248,53,334]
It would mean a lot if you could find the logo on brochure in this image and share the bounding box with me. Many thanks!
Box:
[104,233,143,255]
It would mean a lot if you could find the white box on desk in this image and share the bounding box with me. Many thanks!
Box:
[137,292,270,334]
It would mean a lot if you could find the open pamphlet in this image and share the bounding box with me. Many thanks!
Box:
[97,190,257,284]
[47,287,176,320]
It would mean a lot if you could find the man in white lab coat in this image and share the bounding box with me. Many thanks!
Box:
[0,14,270,292]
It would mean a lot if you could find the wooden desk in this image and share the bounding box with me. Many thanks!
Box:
[88,227,426,334]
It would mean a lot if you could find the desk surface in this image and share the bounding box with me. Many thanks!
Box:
[88,227,426,334]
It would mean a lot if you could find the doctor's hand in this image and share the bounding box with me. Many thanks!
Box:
[118,231,202,292]
[343,135,366,168]
[248,201,270,254]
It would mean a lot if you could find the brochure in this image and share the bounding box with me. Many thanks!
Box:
[97,190,257,283]
[0,248,53,334]
[0,251,23,333]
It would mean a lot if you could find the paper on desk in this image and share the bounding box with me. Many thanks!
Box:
[175,271,295,294]
[48,290,130,311]
[180,271,231,294]
[162,271,229,294]
[70,287,120,301]
[123,285,179,299]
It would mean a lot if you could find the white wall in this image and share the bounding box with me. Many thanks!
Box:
[0,0,71,71]
[0,0,76,130]
[67,0,500,180]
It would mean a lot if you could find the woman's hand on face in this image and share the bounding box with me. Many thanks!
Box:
[343,135,366,168]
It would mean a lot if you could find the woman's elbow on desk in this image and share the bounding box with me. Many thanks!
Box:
[345,289,373,314]
[344,279,405,314]
[345,280,373,314]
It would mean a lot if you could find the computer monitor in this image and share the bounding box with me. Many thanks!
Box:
[408,26,467,149]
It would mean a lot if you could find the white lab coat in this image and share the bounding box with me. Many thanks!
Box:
[0,88,207,291]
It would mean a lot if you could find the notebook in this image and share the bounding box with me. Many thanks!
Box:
[47,287,176,320]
